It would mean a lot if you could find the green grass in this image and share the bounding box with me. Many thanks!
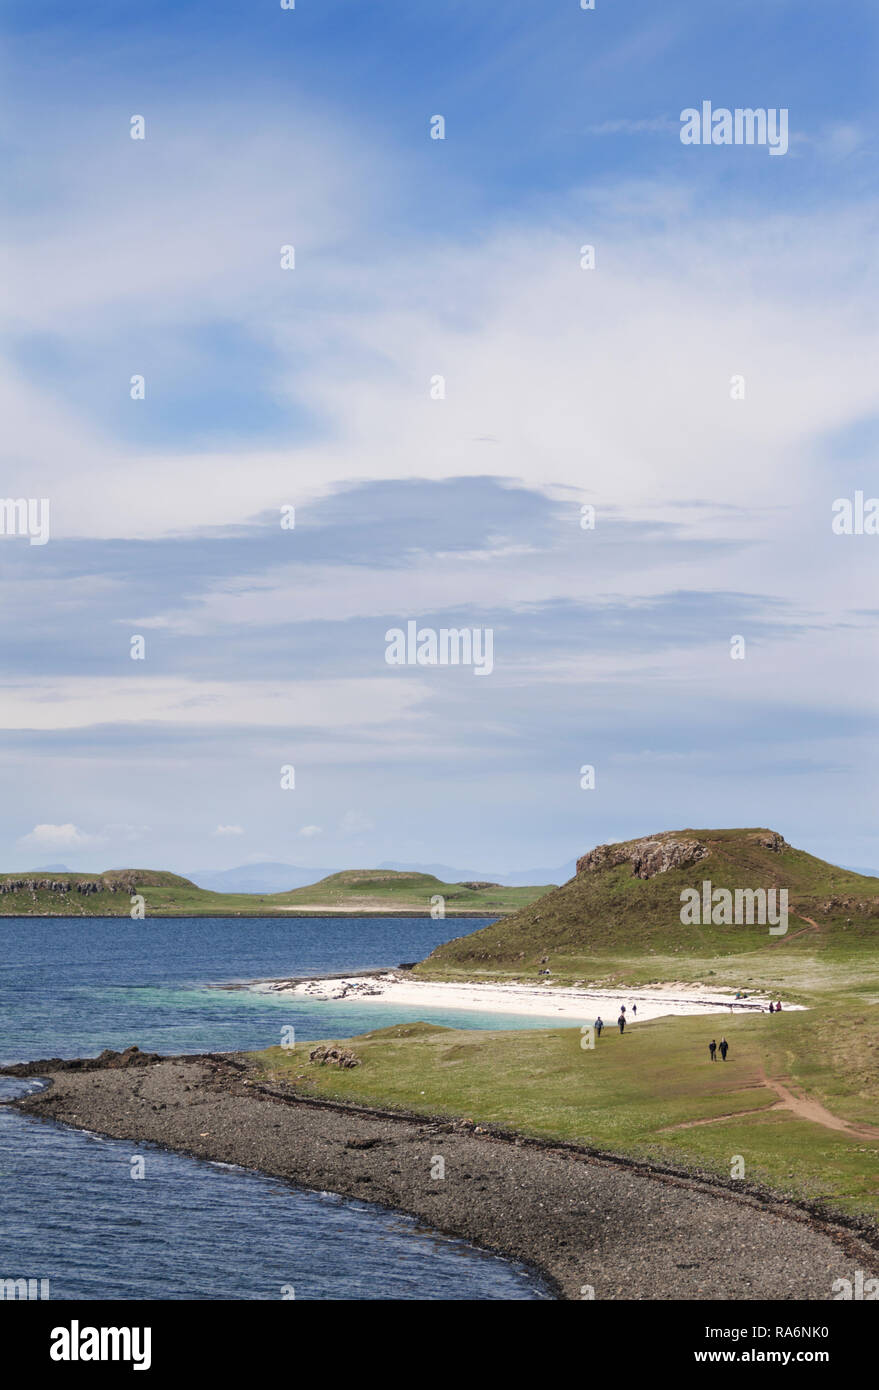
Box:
[252,992,879,1220]
[0,868,548,917]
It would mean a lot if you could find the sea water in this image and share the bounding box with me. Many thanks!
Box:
[0,916,553,1300]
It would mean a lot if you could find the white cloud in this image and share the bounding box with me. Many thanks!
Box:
[18,823,101,850]
[213,824,245,837]
[299,825,323,838]
[4,128,878,556]
[340,811,375,834]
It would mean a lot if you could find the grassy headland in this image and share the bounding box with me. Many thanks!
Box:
[416,827,879,982]
[0,867,549,917]
[251,828,879,1223]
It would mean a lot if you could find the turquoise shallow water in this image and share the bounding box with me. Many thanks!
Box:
[0,915,561,1062]
[0,915,554,1300]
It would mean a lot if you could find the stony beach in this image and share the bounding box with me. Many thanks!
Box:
[7,1048,877,1301]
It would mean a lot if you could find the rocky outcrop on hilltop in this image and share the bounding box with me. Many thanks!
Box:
[0,877,137,895]
[0,876,145,897]
[0,870,195,900]
[748,831,786,852]
[576,836,710,880]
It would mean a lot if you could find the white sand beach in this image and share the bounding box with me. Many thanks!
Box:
[251,973,805,1021]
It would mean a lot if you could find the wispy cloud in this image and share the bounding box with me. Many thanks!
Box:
[0,677,427,732]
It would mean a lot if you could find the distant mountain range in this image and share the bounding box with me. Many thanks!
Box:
[188,863,331,894]
[25,862,324,893]
[187,859,574,893]
[376,860,576,888]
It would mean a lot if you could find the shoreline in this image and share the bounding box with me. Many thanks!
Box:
[0,910,507,920]
[244,972,800,1021]
[7,1050,874,1301]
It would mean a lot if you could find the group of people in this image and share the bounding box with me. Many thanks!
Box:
[593,1002,637,1037]
[588,986,787,1068]
[734,990,784,1013]
[591,995,781,1057]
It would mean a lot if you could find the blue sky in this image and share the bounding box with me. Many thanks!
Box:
[1,1,878,877]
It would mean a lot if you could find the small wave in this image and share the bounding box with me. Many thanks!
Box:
[0,1077,49,1101]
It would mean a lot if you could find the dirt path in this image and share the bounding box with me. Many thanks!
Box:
[657,1092,785,1132]
[659,1069,879,1142]
[763,1075,879,1141]
[769,909,822,947]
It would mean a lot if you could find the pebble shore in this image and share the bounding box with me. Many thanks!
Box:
[8,1050,878,1301]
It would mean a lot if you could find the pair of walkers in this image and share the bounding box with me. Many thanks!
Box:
[708,1037,729,1062]
[592,1013,628,1036]
[593,1005,636,1038]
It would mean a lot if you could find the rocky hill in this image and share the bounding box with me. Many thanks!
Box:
[0,869,196,911]
[418,828,879,970]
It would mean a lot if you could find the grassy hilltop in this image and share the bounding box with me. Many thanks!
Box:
[417,827,879,981]
[0,867,548,917]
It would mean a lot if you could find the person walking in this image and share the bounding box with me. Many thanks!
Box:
[618,1013,626,1034]
[594,1016,603,1038]
[632,1003,637,1017]
[719,1037,729,1061]
[768,1001,775,1014]
[775,999,783,1012]
[709,1039,717,1061]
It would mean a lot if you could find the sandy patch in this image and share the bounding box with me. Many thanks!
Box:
[251,973,805,1022]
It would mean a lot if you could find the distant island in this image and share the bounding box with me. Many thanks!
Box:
[0,867,552,917]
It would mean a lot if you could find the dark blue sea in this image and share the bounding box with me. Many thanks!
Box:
[0,916,553,1300]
